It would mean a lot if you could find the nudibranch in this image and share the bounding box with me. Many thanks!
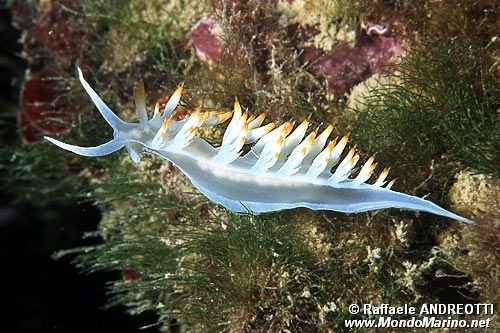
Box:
[45,69,473,224]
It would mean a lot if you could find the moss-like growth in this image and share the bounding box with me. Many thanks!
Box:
[0,143,77,204]
[76,207,439,331]
[352,38,499,178]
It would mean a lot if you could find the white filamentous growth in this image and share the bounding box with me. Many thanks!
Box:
[44,68,474,224]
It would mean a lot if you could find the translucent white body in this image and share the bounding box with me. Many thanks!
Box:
[45,69,473,224]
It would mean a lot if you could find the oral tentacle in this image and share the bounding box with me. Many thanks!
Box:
[44,136,125,157]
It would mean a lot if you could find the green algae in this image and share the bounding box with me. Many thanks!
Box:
[352,39,499,178]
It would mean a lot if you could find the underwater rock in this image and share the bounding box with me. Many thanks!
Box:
[356,34,405,75]
[191,9,404,99]
[309,41,369,98]
[307,32,404,98]
[285,13,404,98]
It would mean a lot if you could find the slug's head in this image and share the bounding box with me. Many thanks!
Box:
[44,68,184,163]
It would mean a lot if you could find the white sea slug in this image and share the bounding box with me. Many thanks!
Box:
[45,69,473,224]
